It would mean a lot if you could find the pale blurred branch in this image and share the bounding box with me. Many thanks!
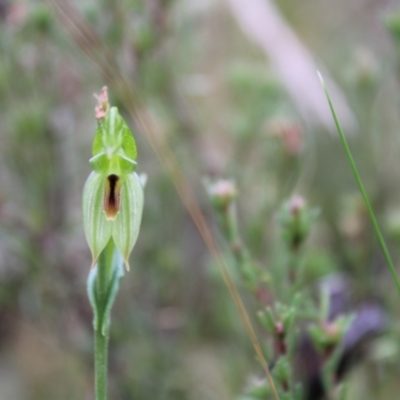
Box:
[226,0,357,133]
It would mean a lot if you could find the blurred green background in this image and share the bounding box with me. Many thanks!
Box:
[1,0,400,399]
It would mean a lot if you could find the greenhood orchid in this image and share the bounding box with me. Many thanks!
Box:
[83,88,144,270]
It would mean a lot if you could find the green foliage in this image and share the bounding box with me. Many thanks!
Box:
[320,73,400,297]
[207,181,386,400]
[87,239,125,335]
[1,1,400,400]
[385,10,400,42]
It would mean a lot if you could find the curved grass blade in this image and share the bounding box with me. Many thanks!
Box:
[318,71,400,297]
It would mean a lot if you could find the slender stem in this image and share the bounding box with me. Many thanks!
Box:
[219,204,280,399]
[94,239,115,400]
[95,328,109,400]
[221,203,258,292]
[319,72,400,297]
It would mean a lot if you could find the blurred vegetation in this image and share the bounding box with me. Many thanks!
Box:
[1,0,400,399]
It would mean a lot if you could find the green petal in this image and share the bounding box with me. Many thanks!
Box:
[112,172,144,270]
[89,151,109,173]
[90,107,137,175]
[92,126,105,156]
[121,121,137,160]
[83,171,112,267]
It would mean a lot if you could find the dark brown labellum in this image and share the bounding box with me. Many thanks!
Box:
[103,174,122,221]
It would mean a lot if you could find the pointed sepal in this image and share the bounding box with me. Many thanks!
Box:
[112,172,144,270]
[83,171,113,268]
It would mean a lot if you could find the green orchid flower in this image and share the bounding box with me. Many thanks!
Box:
[83,94,144,270]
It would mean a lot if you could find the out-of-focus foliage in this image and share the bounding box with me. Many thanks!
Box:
[1,1,400,399]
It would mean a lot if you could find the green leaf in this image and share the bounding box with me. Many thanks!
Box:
[258,306,276,333]
[87,243,125,334]
[100,248,125,334]
[246,378,271,398]
[87,264,100,329]
[273,356,290,385]
[283,308,295,333]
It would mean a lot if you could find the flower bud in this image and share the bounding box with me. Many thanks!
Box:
[278,195,318,250]
[205,179,237,211]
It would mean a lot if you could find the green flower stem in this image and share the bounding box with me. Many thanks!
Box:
[95,328,108,400]
[223,203,245,259]
[94,239,114,400]
[319,72,400,297]
[287,250,303,298]
[219,203,258,292]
